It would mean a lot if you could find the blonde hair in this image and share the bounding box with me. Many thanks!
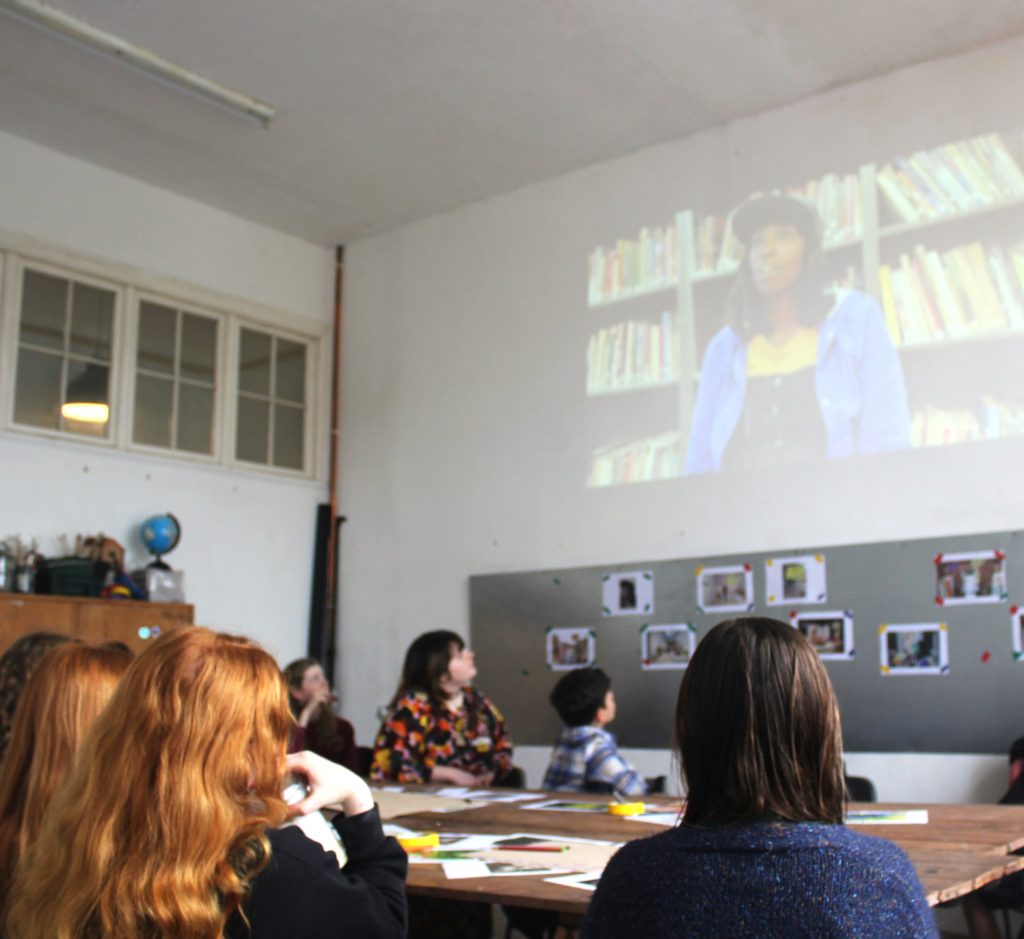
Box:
[0,642,132,910]
[5,627,293,939]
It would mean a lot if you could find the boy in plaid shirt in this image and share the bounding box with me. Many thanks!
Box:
[542,667,646,797]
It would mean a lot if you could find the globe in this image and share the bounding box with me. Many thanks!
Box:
[140,513,181,561]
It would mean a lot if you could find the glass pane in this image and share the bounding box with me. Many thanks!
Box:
[177,383,214,454]
[238,328,271,395]
[275,339,306,404]
[273,403,304,470]
[133,374,173,448]
[13,347,62,428]
[20,269,67,351]
[180,313,217,383]
[69,283,114,361]
[137,301,176,376]
[236,395,269,463]
[62,360,110,437]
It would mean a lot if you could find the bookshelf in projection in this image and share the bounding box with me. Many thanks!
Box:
[584,132,1024,487]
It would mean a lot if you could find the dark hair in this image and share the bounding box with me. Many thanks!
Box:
[392,630,464,706]
[549,667,612,727]
[724,208,832,340]
[675,617,844,827]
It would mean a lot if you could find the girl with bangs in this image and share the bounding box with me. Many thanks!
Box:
[4,626,407,939]
[582,617,937,938]
[0,641,132,914]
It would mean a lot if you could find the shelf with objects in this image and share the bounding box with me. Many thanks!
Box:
[582,129,1024,485]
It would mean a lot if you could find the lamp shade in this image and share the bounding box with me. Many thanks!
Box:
[61,362,110,424]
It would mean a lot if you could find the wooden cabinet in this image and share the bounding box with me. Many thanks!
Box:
[0,594,194,654]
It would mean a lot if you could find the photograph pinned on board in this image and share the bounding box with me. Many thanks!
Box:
[602,570,654,616]
[546,627,597,671]
[695,563,754,613]
[765,553,826,605]
[791,610,853,660]
[934,550,1008,605]
[1012,607,1024,662]
[640,623,696,670]
[879,623,949,676]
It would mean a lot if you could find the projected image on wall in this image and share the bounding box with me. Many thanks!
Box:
[585,132,1024,486]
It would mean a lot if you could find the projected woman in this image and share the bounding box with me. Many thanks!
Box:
[683,193,910,474]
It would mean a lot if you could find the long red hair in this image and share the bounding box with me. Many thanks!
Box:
[0,642,132,911]
[5,627,293,939]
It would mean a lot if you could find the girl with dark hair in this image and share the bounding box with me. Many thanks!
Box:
[370,629,514,786]
[582,617,937,938]
[284,657,363,774]
[684,193,911,473]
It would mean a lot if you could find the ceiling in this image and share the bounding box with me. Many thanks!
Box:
[2,0,1024,246]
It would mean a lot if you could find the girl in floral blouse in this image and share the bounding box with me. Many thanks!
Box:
[371,630,514,786]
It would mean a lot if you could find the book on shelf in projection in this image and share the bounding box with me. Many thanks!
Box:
[585,313,680,394]
[588,431,681,486]
[911,398,1024,447]
[876,133,1024,224]
[587,225,677,305]
[877,240,1024,345]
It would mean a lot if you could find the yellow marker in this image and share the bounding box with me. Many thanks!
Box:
[397,832,440,852]
[607,802,645,816]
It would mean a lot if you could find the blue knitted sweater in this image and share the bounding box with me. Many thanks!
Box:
[581,821,937,938]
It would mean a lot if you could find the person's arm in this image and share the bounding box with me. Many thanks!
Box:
[245,752,407,939]
[852,294,912,453]
[369,700,428,784]
[586,736,646,797]
[482,694,515,780]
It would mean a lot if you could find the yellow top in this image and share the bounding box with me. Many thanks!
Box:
[746,327,818,377]
[396,832,440,852]
[607,801,646,816]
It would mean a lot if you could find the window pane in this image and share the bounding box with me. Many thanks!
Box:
[62,360,110,438]
[133,374,173,448]
[177,383,214,454]
[273,403,304,470]
[236,395,269,463]
[275,339,306,404]
[20,269,67,351]
[180,313,216,383]
[14,348,62,428]
[239,329,271,395]
[137,301,176,376]
[69,283,114,361]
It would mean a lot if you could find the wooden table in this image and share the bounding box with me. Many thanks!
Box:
[383,790,1024,916]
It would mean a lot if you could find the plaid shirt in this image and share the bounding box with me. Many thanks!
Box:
[542,724,646,797]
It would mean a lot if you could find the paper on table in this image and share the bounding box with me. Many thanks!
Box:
[544,870,604,892]
[624,811,679,826]
[442,858,571,879]
[433,787,540,803]
[845,809,929,825]
[371,788,487,819]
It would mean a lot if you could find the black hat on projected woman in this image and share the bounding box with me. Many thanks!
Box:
[729,192,823,250]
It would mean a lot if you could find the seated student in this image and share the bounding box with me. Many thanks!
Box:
[582,617,937,939]
[0,641,132,911]
[542,667,646,797]
[371,629,515,787]
[284,656,364,774]
[5,626,407,939]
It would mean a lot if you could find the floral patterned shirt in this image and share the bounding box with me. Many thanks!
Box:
[370,687,513,784]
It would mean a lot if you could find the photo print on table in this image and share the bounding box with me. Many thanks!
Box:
[641,623,696,670]
[546,627,597,671]
[934,550,1007,605]
[695,563,754,613]
[765,553,826,605]
[791,610,854,661]
[879,623,949,675]
[602,570,654,616]
[1012,606,1024,661]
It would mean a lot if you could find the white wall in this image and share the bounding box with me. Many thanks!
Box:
[0,131,335,662]
[340,37,1024,800]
